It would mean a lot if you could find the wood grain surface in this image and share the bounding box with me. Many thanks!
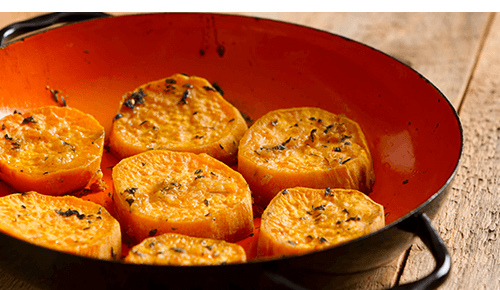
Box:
[0,12,496,289]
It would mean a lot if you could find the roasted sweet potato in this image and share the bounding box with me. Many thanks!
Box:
[0,106,105,196]
[124,233,246,265]
[0,191,121,260]
[238,107,375,206]
[257,187,384,258]
[112,150,254,244]
[109,73,248,164]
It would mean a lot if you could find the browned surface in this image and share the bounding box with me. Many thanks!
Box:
[0,191,121,260]
[124,233,247,265]
[238,107,374,207]
[109,73,247,164]
[112,150,253,244]
[0,12,495,289]
[0,106,105,196]
[257,187,384,258]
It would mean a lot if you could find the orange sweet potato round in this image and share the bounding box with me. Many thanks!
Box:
[0,106,105,196]
[257,187,384,258]
[108,73,248,164]
[124,233,247,265]
[0,191,121,260]
[238,107,375,207]
[112,150,254,244]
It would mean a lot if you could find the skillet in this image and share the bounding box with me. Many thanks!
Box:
[0,12,462,290]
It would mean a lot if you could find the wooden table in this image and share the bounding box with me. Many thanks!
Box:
[0,12,497,289]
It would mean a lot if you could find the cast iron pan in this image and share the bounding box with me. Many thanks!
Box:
[0,13,462,290]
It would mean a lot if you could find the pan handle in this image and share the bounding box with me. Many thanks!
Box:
[0,12,110,46]
[389,212,451,290]
[263,212,451,290]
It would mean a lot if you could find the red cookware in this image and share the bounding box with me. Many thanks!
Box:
[0,13,462,290]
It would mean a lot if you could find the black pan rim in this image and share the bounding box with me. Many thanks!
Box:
[0,12,464,269]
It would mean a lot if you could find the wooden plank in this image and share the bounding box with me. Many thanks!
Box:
[0,12,492,289]
[235,12,489,109]
[237,12,489,289]
[399,12,500,290]
[0,12,44,29]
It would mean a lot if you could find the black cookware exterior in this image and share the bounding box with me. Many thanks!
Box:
[0,13,460,290]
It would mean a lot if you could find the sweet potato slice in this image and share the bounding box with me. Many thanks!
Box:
[0,106,105,196]
[0,191,121,260]
[238,107,374,206]
[124,233,246,265]
[108,73,248,164]
[112,150,254,244]
[257,187,384,258]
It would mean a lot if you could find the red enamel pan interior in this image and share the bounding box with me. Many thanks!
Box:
[0,14,461,234]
